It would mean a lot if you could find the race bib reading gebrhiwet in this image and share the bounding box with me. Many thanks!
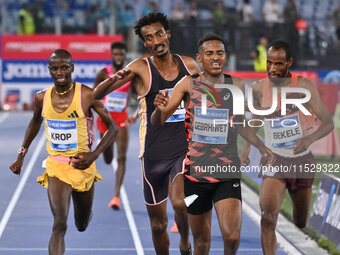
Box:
[192,106,229,144]
[105,92,128,112]
[269,114,303,148]
[165,88,186,122]
[47,119,78,151]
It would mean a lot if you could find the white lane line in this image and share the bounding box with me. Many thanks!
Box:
[111,159,144,255]
[0,112,9,125]
[242,201,303,255]
[0,134,45,239]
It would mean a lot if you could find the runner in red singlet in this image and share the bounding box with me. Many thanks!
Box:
[93,42,138,210]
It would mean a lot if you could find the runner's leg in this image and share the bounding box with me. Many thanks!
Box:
[47,176,72,255]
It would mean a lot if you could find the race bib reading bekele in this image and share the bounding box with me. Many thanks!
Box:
[269,114,303,148]
[165,88,186,122]
[193,106,229,144]
[47,119,78,151]
[105,92,128,112]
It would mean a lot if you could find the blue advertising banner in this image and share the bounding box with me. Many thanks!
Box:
[317,70,340,84]
[309,174,340,244]
[2,60,110,84]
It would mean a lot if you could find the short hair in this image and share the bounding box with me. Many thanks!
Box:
[134,12,170,41]
[198,34,226,52]
[111,41,127,51]
[49,49,72,61]
[267,40,292,60]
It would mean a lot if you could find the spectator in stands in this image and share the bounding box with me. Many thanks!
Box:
[142,1,163,16]
[171,2,186,21]
[60,1,75,33]
[262,0,282,40]
[239,0,254,24]
[238,0,254,49]
[283,0,299,51]
[32,0,47,33]
[117,4,135,41]
[332,0,340,49]
[251,36,268,72]
[100,1,113,34]
[18,3,35,35]
[211,2,227,39]
[86,4,102,34]
[262,0,281,24]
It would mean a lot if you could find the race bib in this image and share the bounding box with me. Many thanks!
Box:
[105,92,128,112]
[192,106,229,144]
[47,119,78,151]
[165,88,186,122]
[269,114,303,148]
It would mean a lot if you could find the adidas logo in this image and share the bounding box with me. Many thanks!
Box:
[68,110,79,118]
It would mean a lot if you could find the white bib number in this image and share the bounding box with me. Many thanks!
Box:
[192,106,229,144]
[269,114,303,148]
[47,119,78,151]
[105,92,128,112]
[165,88,186,122]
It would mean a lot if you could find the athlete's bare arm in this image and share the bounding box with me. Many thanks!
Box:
[93,68,108,89]
[72,85,117,170]
[93,58,152,100]
[293,78,334,154]
[240,80,266,165]
[9,91,45,175]
[233,78,275,165]
[151,75,191,125]
[180,55,201,75]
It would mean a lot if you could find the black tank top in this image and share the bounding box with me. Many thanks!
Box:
[138,54,191,160]
[184,73,241,182]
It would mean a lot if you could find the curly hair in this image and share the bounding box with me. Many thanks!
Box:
[134,12,170,41]
[111,41,127,51]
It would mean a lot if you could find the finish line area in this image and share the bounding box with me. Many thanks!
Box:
[0,111,317,255]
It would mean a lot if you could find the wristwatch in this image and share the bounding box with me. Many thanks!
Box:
[18,146,28,157]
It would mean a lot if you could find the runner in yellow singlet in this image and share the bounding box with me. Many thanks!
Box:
[10,49,117,255]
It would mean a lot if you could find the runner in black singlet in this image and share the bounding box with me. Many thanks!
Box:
[93,12,200,255]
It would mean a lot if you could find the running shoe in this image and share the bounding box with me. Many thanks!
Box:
[170,222,178,233]
[180,245,192,255]
[108,196,120,210]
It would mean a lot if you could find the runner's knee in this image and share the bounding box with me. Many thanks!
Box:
[53,217,68,235]
[117,153,126,164]
[261,211,278,231]
[172,198,186,214]
[75,220,89,232]
[104,153,113,164]
[222,232,240,247]
[150,219,168,235]
[293,216,307,229]
[194,234,210,252]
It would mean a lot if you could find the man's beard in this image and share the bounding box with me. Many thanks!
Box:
[113,62,123,70]
[269,77,284,85]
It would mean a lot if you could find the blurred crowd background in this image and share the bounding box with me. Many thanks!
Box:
[1,0,340,70]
